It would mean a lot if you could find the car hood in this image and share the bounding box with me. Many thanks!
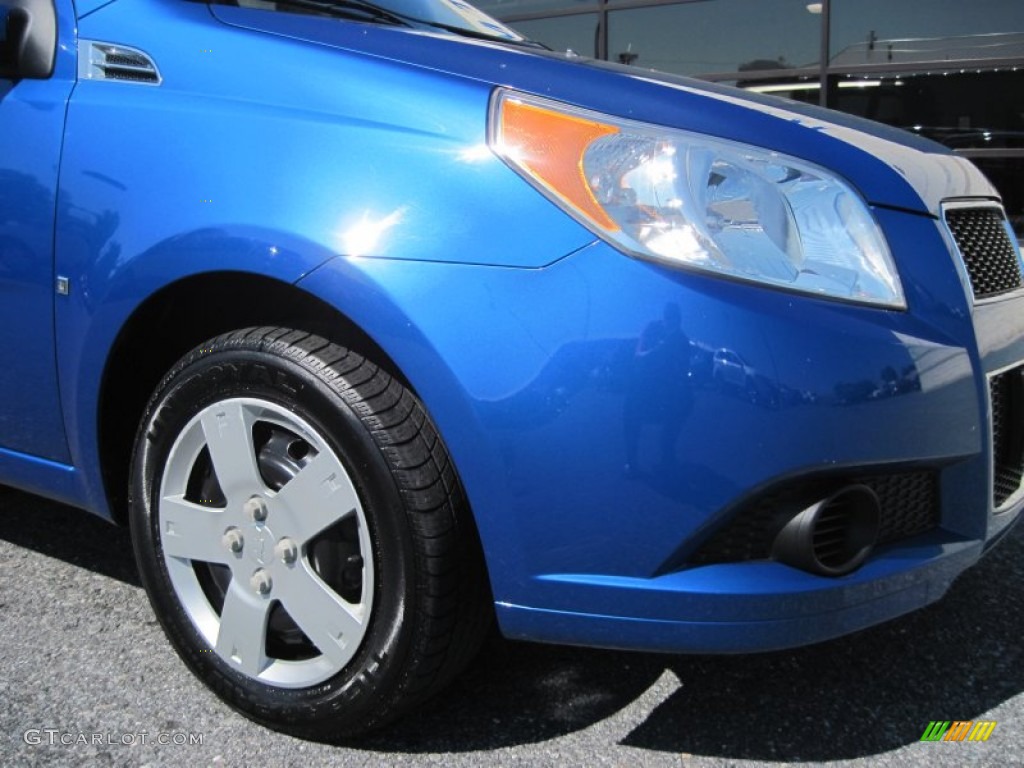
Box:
[209,5,998,217]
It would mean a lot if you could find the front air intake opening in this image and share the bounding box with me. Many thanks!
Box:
[991,365,1024,509]
[686,470,939,576]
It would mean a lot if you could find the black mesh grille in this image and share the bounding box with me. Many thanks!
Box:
[690,487,789,564]
[101,66,159,83]
[945,207,1023,299]
[690,471,938,565]
[91,44,160,85]
[991,366,1024,508]
[870,473,941,541]
[103,52,150,67]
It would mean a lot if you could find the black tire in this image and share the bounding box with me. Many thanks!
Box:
[129,327,491,739]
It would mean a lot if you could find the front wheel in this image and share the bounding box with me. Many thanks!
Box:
[129,328,490,739]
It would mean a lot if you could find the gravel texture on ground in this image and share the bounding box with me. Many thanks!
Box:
[1,485,1019,767]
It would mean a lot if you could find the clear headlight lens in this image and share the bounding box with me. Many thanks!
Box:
[489,90,905,309]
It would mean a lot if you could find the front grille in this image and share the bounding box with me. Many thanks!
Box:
[945,207,1023,299]
[689,471,938,565]
[990,366,1024,508]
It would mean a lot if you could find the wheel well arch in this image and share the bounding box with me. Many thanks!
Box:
[97,270,410,526]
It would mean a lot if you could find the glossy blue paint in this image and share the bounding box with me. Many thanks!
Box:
[298,224,1015,638]
[0,445,80,505]
[0,0,1021,656]
[53,0,595,513]
[73,0,117,17]
[0,0,77,461]
[496,535,982,653]
[209,2,997,217]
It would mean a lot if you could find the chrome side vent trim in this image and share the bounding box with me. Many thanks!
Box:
[78,41,162,85]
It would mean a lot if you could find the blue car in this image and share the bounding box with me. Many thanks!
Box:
[3,0,1023,739]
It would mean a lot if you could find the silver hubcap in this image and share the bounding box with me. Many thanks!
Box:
[158,397,375,688]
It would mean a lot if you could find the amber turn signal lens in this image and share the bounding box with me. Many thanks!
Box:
[497,98,621,233]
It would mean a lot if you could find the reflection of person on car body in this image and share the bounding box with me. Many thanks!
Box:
[624,302,693,475]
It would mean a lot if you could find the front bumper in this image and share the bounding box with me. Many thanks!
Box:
[496,509,1021,653]
[300,201,1024,653]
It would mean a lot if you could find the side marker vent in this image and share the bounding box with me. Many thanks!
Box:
[79,41,161,85]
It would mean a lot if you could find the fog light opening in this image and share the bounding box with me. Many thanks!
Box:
[771,485,880,577]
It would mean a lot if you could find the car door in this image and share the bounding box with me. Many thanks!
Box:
[0,0,75,461]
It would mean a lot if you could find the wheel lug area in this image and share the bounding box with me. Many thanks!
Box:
[221,527,244,554]
[250,568,273,596]
[244,496,269,523]
[275,537,299,566]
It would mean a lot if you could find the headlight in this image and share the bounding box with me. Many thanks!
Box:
[489,89,905,309]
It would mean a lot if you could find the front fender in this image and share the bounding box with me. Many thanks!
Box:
[53,0,595,515]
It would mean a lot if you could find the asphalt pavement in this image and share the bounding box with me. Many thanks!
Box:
[0,484,1020,767]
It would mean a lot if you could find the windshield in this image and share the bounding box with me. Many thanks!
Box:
[212,0,529,45]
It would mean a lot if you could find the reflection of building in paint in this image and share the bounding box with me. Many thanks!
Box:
[474,0,1024,238]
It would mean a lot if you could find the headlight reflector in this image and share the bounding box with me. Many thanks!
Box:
[490,90,905,309]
